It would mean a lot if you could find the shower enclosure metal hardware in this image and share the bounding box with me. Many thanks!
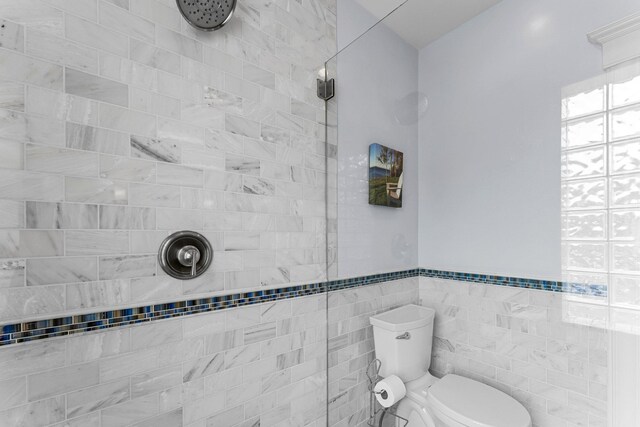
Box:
[317,78,335,101]
[176,0,237,31]
[158,231,213,279]
[366,359,409,427]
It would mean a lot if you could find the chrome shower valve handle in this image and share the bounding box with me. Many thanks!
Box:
[177,245,201,277]
[158,231,212,280]
[189,249,197,276]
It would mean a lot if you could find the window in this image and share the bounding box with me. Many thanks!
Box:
[561,59,640,334]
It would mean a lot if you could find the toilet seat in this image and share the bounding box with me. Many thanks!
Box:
[426,375,531,427]
[401,374,531,427]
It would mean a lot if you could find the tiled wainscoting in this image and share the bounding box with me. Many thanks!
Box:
[420,276,609,427]
[0,274,419,427]
[0,294,329,427]
[327,277,419,427]
[0,270,612,427]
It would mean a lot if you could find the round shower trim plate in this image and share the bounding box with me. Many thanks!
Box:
[176,0,238,32]
[158,230,214,280]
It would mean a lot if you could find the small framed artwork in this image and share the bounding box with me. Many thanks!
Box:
[369,143,404,208]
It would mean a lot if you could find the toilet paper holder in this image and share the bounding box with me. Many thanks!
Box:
[366,359,409,427]
[373,388,388,400]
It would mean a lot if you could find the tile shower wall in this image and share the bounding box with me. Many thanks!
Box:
[420,276,609,427]
[0,0,336,324]
[0,295,329,427]
[327,277,419,427]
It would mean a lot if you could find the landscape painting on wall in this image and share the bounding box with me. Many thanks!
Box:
[369,143,404,208]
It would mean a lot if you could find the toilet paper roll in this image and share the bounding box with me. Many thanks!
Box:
[374,375,406,408]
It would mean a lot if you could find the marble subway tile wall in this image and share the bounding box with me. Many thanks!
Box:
[0,0,336,323]
[0,294,328,427]
[327,277,419,427]
[419,277,609,427]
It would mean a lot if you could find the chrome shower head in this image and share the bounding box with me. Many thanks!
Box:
[176,0,237,31]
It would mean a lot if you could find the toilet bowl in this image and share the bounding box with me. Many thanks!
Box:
[370,305,532,427]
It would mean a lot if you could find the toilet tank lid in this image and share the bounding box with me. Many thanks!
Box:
[369,304,435,332]
[427,375,532,427]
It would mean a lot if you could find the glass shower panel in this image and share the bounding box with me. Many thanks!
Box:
[324,2,419,426]
[325,9,418,282]
[327,2,640,426]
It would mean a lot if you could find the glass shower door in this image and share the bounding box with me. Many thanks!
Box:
[323,2,419,425]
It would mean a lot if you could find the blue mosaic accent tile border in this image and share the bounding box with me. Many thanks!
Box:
[0,268,607,347]
[327,269,419,292]
[419,269,608,297]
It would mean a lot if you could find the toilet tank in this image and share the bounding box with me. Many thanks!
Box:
[370,304,435,382]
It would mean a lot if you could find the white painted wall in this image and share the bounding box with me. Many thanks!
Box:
[418,0,640,280]
[337,0,379,51]
[336,1,419,278]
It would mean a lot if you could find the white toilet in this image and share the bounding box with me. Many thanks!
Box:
[370,304,532,427]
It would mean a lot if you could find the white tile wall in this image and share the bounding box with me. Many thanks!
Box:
[0,0,336,323]
[419,276,610,427]
[0,294,329,427]
[327,277,419,427]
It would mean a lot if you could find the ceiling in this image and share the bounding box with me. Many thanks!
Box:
[355,0,503,49]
